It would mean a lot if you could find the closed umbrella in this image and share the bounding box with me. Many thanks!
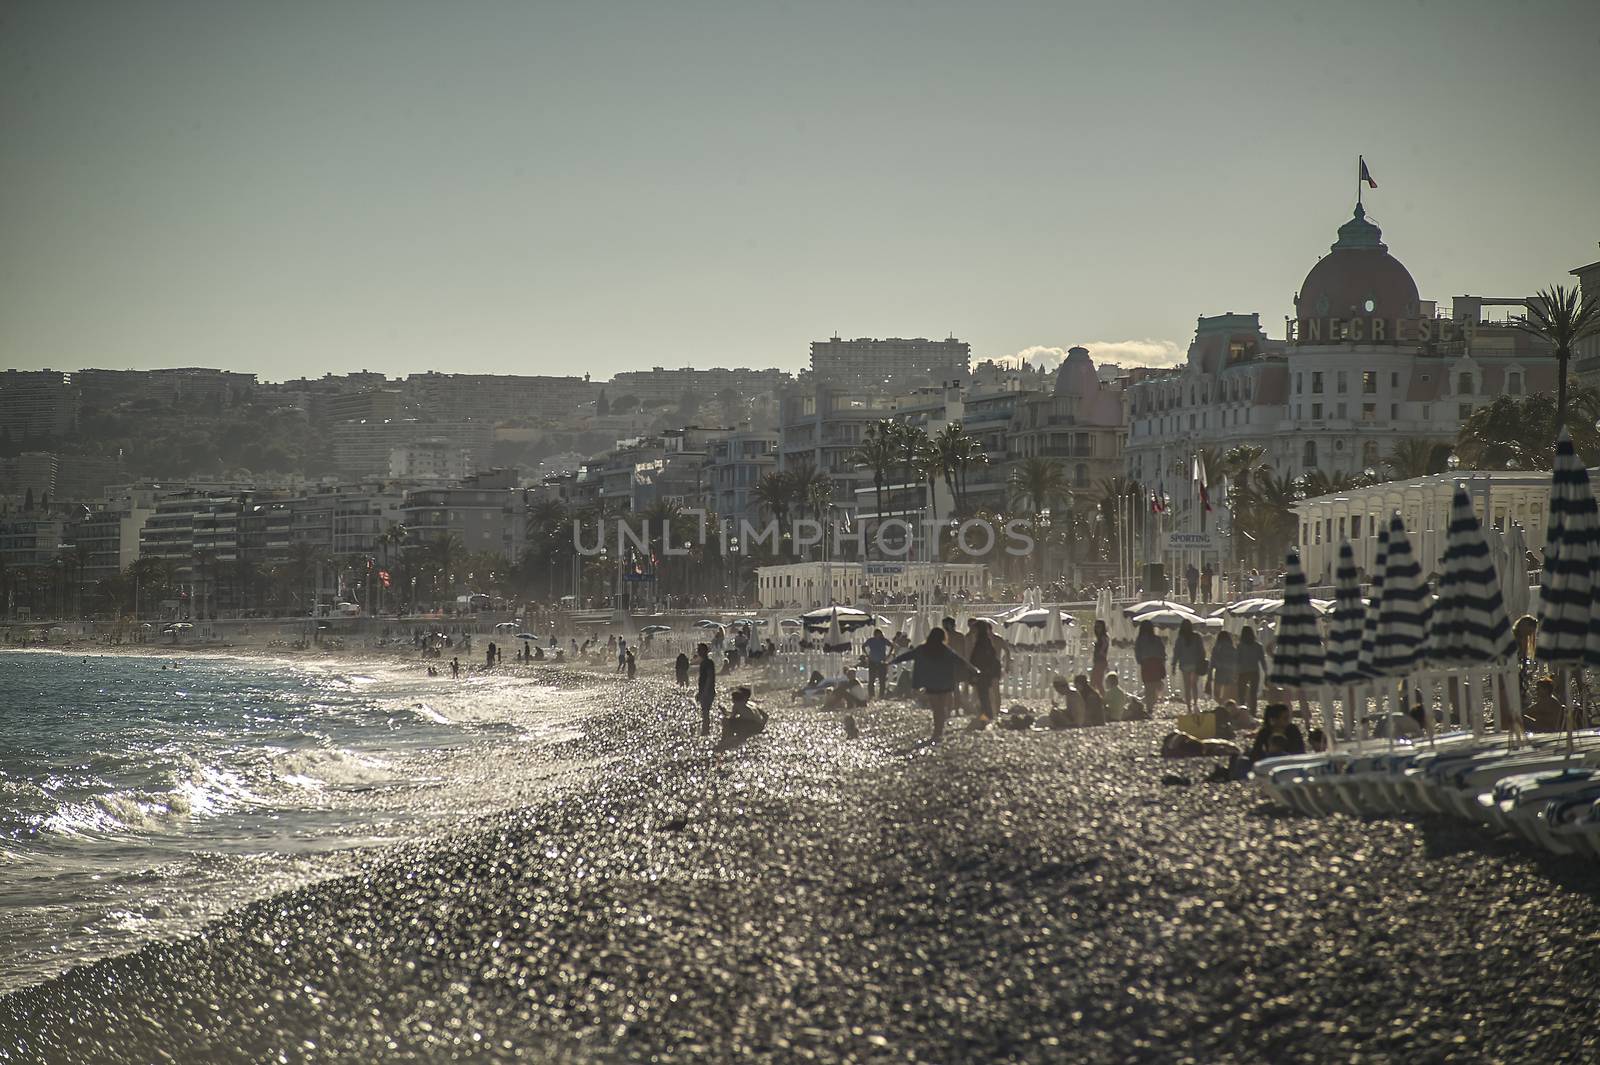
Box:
[1500,521,1531,624]
[1324,540,1367,739]
[1537,429,1600,752]
[1430,485,1515,667]
[1355,526,1390,682]
[1042,603,1066,650]
[1267,549,1324,691]
[1368,512,1431,681]
[1536,429,1600,668]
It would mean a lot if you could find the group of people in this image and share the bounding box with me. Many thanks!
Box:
[1133,620,1272,717]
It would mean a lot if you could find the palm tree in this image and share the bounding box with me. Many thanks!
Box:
[1455,388,1600,472]
[1009,456,1071,579]
[894,423,930,523]
[1513,283,1600,437]
[850,420,900,535]
[753,469,795,528]
[1385,438,1450,480]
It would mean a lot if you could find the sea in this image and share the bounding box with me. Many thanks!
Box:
[0,649,585,994]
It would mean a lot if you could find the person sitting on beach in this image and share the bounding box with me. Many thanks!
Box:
[1102,673,1140,721]
[1524,677,1566,733]
[721,686,768,744]
[1074,673,1106,727]
[823,668,869,711]
[625,648,637,679]
[1249,703,1306,762]
[797,671,835,701]
[674,652,691,687]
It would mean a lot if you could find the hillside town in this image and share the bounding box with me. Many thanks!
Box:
[4,201,1598,622]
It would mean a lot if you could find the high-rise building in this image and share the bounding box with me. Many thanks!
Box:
[809,336,970,393]
[0,370,77,440]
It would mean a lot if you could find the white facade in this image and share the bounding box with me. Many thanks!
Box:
[1292,470,1552,586]
[755,560,989,609]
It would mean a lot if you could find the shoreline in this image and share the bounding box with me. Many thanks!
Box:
[7,670,1600,1061]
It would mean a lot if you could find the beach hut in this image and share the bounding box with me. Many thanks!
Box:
[1267,549,1326,735]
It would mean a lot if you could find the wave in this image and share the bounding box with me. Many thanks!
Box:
[270,748,407,791]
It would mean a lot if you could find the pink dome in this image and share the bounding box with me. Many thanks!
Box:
[1294,204,1420,345]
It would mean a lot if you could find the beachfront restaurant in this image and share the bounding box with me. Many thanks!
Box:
[754,560,990,609]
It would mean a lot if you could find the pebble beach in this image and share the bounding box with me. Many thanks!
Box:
[5,666,1600,1064]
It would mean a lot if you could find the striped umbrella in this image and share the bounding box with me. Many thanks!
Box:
[1324,540,1366,687]
[1536,428,1600,666]
[1355,525,1390,681]
[1367,512,1431,680]
[821,612,851,653]
[1429,485,1515,667]
[1267,549,1324,689]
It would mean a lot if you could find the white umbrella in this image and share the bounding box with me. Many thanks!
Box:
[1429,484,1515,668]
[1267,549,1325,690]
[1123,599,1199,619]
[1042,603,1066,650]
[800,605,874,633]
[821,612,851,653]
[1131,608,1221,630]
[1004,607,1077,629]
[1500,521,1532,624]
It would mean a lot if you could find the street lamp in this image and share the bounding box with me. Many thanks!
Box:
[1445,453,1460,471]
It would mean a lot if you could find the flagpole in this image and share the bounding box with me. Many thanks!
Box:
[1357,155,1362,208]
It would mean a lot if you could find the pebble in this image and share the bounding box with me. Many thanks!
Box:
[3,670,1600,1062]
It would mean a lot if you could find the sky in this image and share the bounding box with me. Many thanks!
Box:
[2,0,1598,382]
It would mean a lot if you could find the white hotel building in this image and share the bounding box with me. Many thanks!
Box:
[1125,201,1557,503]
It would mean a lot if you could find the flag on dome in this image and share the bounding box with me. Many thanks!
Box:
[1359,156,1377,188]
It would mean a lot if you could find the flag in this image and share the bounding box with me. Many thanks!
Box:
[1359,156,1377,189]
[378,569,391,588]
[1192,453,1212,513]
[1150,486,1167,514]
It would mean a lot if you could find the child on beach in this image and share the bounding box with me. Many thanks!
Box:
[674,652,691,687]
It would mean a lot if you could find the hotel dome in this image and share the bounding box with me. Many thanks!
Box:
[1294,203,1420,345]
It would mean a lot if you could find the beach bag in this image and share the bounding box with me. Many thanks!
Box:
[1175,711,1218,740]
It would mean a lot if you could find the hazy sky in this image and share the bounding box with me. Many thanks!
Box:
[3,0,1597,382]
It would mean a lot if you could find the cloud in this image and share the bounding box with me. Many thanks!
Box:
[993,339,1185,370]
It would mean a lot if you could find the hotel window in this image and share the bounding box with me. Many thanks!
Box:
[1362,440,1378,467]
[1459,403,1473,421]
[1336,402,1347,419]
[1311,402,1323,420]
[1295,373,1303,394]
[1362,370,1377,394]
[1337,371,1348,393]
[1311,372,1324,394]
[1352,514,1362,538]
[1391,403,1398,419]
[1303,441,1318,469]
[1189,414,1196,429]
[1362,402,1376,421]
[1421,404,1431,419]
[1508,371,1524,395]
[1391,371,1400,388]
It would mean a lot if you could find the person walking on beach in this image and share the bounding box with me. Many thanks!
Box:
[450,657,461,678]
[674,651,691,687]
[891,627,976,743]
[1171,620,1208,715]
[696,641,717,736]
[1090,619,1110,693]
[1134,621,1167,712]
[617,638,629,674]
[1236,626,1267,716]
[1209,630,1238,705]
[863,627,892,700]
[966,619,1003,728]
